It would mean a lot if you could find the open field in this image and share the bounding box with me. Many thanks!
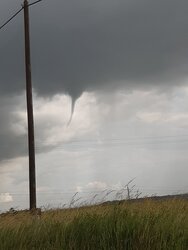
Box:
[0,198,188,250]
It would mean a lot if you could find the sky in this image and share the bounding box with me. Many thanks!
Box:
[0,0,188,211]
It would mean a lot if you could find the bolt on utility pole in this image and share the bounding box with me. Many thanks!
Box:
[23,0,36,210]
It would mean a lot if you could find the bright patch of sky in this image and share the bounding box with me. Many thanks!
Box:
[1,87,188,211]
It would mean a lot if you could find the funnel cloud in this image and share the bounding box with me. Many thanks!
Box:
[0,0,188,171]
[67,97,76,126]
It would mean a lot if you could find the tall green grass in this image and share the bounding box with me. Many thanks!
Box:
[0,199,187,250]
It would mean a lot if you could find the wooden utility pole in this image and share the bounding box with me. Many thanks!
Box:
[23,0,36,210]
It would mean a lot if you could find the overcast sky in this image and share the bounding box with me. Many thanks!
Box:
[0,0,188,211]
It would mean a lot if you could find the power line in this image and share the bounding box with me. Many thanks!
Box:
[5,190,188,196]
[1,185,188,195]
[28,0,43,7]
[2,136,188,151]
[0,7,23,31]
[24,134,188,147]
[1,137,188,164]
[0,0,43,31]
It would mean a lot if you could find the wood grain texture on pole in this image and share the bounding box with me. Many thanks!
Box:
[23,0,37,210]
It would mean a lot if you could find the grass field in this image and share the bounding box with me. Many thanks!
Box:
[0,198,187,250]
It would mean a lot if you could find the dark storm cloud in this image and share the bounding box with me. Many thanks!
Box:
[0,97,27,161]
[1,0,188,161]
[1,0,188,99]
